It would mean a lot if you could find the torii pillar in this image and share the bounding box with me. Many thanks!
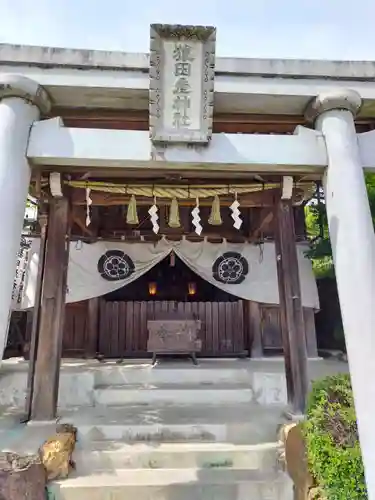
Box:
[306,90,375,500]
[0,75,50,364]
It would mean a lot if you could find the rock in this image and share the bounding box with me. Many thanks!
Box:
[279,422,314,500]
[0,452,46,500]
[308,486,326,500]
[39,423,77,481]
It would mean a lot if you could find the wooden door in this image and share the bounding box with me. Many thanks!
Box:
[98,300,246,358]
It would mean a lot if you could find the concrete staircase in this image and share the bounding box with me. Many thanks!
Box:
[48,361,292,500]
[52,469,291,500]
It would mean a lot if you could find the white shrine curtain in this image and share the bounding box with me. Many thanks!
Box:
[14,237,319,310]
[173,238,318,307]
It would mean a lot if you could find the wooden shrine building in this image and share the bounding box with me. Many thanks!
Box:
[15,182,317,362]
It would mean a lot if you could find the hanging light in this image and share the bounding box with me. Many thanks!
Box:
[188,282,197,296]
[148,282,157,296]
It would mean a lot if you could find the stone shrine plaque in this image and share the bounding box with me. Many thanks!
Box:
[149,24,216,144]
[147,319,202,354]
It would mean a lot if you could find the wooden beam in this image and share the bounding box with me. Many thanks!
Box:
[52,108,304,134]
[99,232,248,243]
[51,108,375,134]
[30,198,70,421]
[24,232,253,244]
[274,195,308,415]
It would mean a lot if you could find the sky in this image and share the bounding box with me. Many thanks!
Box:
[0,0,375,60]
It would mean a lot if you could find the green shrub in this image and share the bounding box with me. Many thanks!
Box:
[304,374,367,500]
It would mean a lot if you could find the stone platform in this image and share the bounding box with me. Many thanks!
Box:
[0,357,348,410]
[0,357,348,500]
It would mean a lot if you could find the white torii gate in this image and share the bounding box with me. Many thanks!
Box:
[0,75,375,498]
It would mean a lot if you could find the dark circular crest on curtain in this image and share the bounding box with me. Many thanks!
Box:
[97,250,135,281]
[212,252,249,284]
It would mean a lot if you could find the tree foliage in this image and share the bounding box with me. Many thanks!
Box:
[305,374,367,499]
[305,174,375,279]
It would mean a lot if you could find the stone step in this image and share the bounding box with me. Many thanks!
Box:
[74,441,279,473]
[0,359,290,409]
[93,382,257,406]
[60,403,286,445]
[92,362,287,405]
[93,363,252,387]
[0,406,25,430]
[49,468,292,500]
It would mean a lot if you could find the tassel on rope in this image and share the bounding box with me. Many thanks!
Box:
[126,194,139,225]
[148,195,159,234]
[191,197,203,235]
[168,196,181,228]
[208,195,222,226]
[85,186,92,227]
[230,191,243,230]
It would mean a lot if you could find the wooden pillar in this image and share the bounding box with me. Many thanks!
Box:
[245,207,264,358]
[85,297,100,357]
[85,208,100,358]
[303,308,318,358]
[24,213,48,419]
[247,301,263,357]
[274,196,308,415]
[30,198,70,421]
